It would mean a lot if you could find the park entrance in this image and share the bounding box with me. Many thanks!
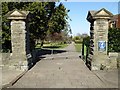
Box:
[5,8,118,71]
[1,3,119,88]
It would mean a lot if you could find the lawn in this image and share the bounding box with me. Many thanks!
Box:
[41,43,68,50]
[74,44,82,52]
[74,43,87,54]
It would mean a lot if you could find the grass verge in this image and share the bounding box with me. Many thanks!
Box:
[74,44,82,52]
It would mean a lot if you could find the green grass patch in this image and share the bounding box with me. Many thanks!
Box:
[74,44,87,54]
[84,45,87,56]
[74,44,82,52]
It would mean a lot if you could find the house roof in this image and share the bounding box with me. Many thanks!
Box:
[111,14,120,21]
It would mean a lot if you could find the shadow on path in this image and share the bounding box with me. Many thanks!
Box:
[31,48,67,68]
[42,45,61,49]
[36,48,66,56]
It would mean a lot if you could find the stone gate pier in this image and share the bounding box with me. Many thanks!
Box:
[86,8,116,70]
[6,10,31,71]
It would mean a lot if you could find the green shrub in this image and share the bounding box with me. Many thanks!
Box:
[108,28,120,52]
[74,40,82,44]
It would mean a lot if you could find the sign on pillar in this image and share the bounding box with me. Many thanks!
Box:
[98,41,106,51]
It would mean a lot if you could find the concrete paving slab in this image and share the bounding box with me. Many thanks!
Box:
[2,66,27,88]
[2,43,119,89]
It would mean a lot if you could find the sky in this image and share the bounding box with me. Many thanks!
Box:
[57,1,119,36]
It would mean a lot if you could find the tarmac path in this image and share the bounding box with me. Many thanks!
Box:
[9,43,117,88]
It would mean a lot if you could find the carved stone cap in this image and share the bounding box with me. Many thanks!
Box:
[87,8,113,22]
[6,9,29,20]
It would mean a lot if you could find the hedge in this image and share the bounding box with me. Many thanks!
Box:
[108,28,120,52]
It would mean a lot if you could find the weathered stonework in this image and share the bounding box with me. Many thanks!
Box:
[87,8,115,70]
[108,52,118,69]
[117,53,120,68]
[6,10,31,71]
[2,53,11,65]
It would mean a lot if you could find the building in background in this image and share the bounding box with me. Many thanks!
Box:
[109,14,120,28]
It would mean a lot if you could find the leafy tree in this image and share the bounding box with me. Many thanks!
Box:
[2,2,70,51]
[47,3,71,44]
[2,2,11,52]
[48,3,70,34]
[26,2,56,48]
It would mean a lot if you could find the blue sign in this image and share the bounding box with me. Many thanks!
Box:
[98,41,106,51]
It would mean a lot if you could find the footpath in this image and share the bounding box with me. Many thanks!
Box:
[1,65,27,89]
[1,43,119,89]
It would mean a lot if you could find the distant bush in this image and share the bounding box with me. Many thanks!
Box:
[44,41,50,44]
[74,40,82,44]
[72,36,83,44]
